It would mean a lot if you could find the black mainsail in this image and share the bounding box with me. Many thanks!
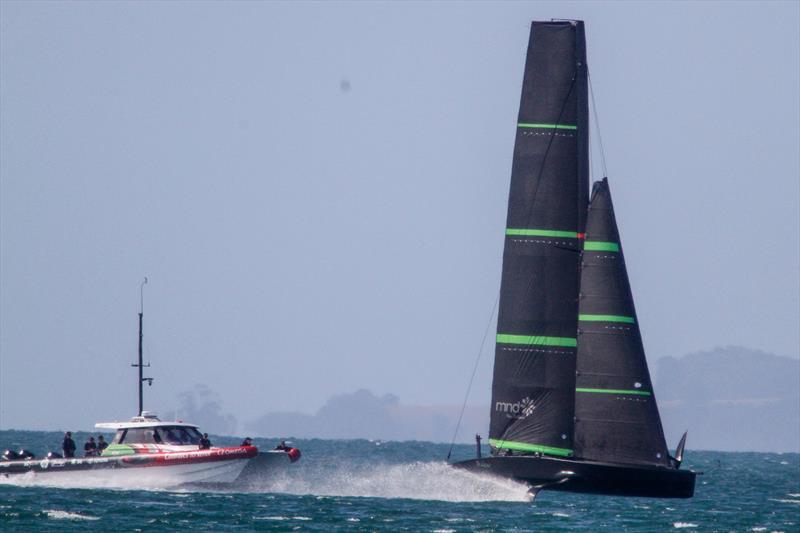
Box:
[490,20,588,457]
[454,20,696,499]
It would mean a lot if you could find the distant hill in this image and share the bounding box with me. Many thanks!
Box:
[245,346,800,452]
[246,388,487,443]
[655,346,799,453]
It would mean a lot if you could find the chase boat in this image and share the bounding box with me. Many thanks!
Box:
[0,412,258,484]
[0,279,300,485]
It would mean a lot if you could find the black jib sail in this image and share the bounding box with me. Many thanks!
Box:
[489,21,589,457]
[573,178,670,466]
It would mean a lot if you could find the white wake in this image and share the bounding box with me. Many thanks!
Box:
[239,460,532,502]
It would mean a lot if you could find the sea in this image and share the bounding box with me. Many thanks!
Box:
[0,430,797,532]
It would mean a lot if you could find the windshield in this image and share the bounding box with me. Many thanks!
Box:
[117,427,162,444]
[159,426,203,445]
[113,426,201,445]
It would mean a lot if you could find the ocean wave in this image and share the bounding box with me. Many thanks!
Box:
[44,510,100,521]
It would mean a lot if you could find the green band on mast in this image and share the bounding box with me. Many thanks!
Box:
[579,314,635,324]
[496,334,577,347]
[489,439,574,457]
[576,388,651,396]
[584,241,620,252]
[518,123,577,131]
[506,228,579,238]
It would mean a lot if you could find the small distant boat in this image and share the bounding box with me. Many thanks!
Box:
[451,20,696,499]
[0,280,300,485]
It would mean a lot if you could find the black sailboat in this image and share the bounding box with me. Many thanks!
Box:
[452,20,696,499]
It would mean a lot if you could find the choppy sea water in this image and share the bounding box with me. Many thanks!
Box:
[1,430,798,532]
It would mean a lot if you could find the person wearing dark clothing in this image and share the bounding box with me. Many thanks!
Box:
[84,436,97,456]
[241,437,253,447]
[97,435,108,453]
[199,433,211,450]
[274,440,289,451]
[62,432,76,458]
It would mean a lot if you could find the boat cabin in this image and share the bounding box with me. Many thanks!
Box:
[95,412,206,452]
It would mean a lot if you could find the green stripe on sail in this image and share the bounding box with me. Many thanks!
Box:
[489,439,573,457]
[584,241,620,252]
[579,314,635,324]
[576,387,651,396]
[517,123,577,131]
[506,228,579,238]
[496,334,577,348]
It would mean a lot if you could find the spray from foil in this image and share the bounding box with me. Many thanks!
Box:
[235,460,532,503]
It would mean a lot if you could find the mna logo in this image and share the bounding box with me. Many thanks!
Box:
[495,396,535,419]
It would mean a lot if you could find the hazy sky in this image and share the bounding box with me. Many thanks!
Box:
[2,1,798,431]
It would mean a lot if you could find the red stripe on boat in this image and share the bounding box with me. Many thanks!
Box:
[121,446,258,467]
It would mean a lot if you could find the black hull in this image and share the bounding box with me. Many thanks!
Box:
[453,455,695,498]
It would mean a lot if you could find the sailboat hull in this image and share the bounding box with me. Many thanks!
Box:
[453,455,696,498]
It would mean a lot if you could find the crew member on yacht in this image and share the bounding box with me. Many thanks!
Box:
[199,433,211,449]
[97,435,108,453]
[274,440,289,451]
[62,432,76,458]
[241,437,253,446]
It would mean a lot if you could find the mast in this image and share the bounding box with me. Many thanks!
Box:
[489,20,589,457]
[132,277,151,416]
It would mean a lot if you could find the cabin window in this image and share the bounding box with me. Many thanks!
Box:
[159,426,202,445]
[118,428,160,444]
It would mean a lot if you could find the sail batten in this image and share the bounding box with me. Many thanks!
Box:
[576,387,651,396]
[489,439,573,457]
[505,228,582,238]
[517,123,578,130]
[584,241,620,252]
[496,334,577,347]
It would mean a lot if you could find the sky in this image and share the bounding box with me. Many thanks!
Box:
[1,1,798,431]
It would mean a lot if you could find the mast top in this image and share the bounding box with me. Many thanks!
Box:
[140,277,148,314]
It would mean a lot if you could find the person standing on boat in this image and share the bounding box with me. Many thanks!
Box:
[97,435,108,453]
[241,437,253,447]
[199,433,211,449]
[274,440,289,451]
[62,432,76,458]
[83,436,97,456]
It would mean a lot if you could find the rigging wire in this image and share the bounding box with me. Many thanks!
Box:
[445,290,500,462]
[588,68,608,178]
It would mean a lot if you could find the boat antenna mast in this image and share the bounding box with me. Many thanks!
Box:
[132,277,153,416]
